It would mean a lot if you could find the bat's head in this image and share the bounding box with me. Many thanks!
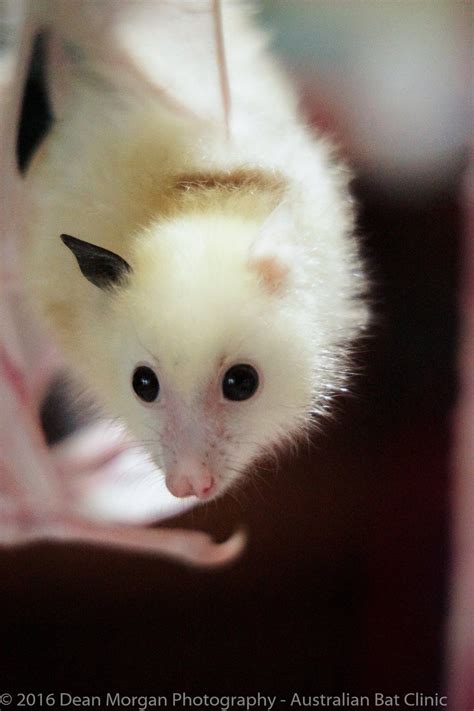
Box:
[61,203,354,501]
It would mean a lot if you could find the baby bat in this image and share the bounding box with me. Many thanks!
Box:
[24,2,368,502]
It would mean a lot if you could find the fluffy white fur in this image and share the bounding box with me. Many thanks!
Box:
[25,3,368,500]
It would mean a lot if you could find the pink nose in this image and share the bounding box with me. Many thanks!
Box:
[166,471,215,500]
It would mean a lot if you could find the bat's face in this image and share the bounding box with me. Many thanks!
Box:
[62,210,315,501]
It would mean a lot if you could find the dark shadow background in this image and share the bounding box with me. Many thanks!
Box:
[1,6,465,707]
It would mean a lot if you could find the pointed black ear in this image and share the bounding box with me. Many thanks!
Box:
[61,234,132,290]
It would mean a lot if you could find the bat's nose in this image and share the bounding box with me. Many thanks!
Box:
[166,467,215,500]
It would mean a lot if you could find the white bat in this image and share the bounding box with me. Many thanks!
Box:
[2,0,367,562]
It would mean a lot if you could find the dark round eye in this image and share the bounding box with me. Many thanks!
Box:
[132,366,159,402]
[222,364,259,401]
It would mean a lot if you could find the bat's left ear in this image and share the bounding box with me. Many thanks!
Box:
[248,202,295,295]
[61,234,132,290]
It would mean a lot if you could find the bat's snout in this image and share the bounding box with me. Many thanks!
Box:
[166,459,216,500]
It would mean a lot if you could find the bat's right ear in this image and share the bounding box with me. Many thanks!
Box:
[248,202,295,295]
[61,234,132,290]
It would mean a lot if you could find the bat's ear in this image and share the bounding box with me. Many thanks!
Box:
[248,202,295,295]
[61,234,132,290]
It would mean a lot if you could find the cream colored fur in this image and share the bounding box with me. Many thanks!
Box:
[25,3,368,498]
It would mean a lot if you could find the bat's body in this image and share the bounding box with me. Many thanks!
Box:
[25,4,368,501]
